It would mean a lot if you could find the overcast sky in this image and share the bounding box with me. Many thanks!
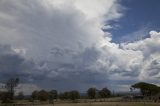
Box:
[0,0,160,94]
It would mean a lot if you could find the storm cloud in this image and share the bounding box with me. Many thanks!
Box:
[0,0,160,93]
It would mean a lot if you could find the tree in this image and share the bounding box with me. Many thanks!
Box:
[87,88,96,99]
[32,90,38,100]
[49,90,58,100]
[58,93,65,100]
[69,90,80,101]
[4,78,19,102]
[38,90,49,101]
[48,90,58,103]
[32,90,39,100]
[98,87,111,98]
[0,91,11,103]
[63,91,70,99]
[131,82,160,96]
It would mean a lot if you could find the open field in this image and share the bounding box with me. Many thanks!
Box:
[1,101,160,106]
[1,98,160,106]
[35,102,160,106]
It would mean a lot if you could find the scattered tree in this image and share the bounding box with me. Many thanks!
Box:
[58,93,65,100]
[2,78,20,103]
[32,90,39,100]
[48,90,58,103]
[98,87,111,98]
[38,90,49,101]
[63,91,70,99]
[0,91,11,103]
[87,88,96,99]
[131,82,160,96]
[69,90,80,101]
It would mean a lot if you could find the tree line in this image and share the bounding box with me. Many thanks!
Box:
[30,87,111,102]
[1,78,160,104]
[0,78,111,103]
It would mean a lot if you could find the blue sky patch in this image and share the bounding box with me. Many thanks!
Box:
[104,0,160,43]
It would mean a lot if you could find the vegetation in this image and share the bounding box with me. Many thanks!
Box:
[98,87,111,98]
[48,90,58,103]
[31,90,39,100]
[31,90,58,101]
[0,91,12,103]
[58,90,80,101]
[87,88,96,99]
[0,78,19,103]
[68,90,80,101]
[131,82,160,96]
[0,78,160,105]
[38,90,49,101]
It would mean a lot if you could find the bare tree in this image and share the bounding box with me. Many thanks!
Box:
[5,78,19,101]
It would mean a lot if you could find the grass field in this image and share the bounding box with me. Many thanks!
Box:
[1,98,160,106]
[1,102,160,106]
[38,102,160,106]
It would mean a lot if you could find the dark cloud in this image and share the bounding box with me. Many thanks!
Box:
[0,44,48,83]
[0,0,160,93]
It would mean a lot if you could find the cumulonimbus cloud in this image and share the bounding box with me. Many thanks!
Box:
[0,0,160,92]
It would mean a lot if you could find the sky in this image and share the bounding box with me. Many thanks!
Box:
[0,0,160,94]
[108,0,160,43]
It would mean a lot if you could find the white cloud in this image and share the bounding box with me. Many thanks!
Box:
[0,0,160,92]
[122,31,160,81]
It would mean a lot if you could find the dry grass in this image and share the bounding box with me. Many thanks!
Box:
[38,102,160,106]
